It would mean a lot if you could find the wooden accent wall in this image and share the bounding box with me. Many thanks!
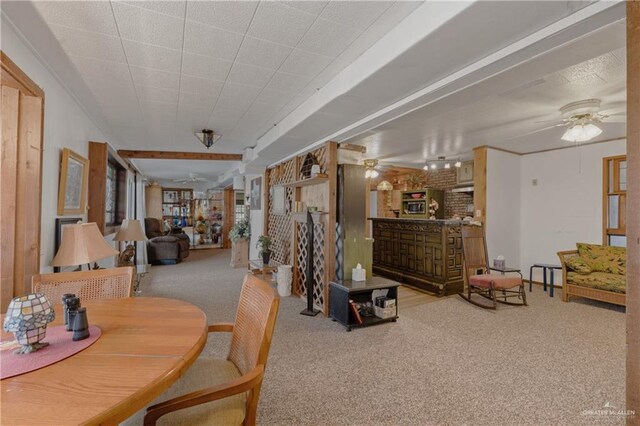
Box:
[626,2,639,421]
[473,146,487,222]
[88,142,108,234]
[1,52,44,310]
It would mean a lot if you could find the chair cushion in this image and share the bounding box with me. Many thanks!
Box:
[567,271,626,294]
[564,256,593,275]
[469,274,522,289]
[576,243,626,274]
[122,358,246,426]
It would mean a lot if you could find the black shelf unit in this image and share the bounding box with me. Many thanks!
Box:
[329,278,399,331]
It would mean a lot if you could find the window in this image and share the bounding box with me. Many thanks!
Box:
[105,160,126,227]
[603,155,626,246]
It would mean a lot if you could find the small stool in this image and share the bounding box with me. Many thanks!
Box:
[529,263,562,297]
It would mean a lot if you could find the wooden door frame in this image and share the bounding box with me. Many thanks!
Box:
[1,51,45,306]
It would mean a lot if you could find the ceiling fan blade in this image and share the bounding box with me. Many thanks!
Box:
[513,123,566,139]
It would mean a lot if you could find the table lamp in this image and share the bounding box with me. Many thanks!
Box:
[51,223,119,270]
[113,219,147,266]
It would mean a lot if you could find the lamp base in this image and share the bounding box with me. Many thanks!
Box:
[15,341,49,354]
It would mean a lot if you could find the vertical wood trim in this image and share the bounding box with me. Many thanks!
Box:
[0,86,19,309]
[262,170,270,238]
[473,146,487,223]
[626,2,640,421]
[324,141,338,316]
[19,94,43,296]
[603,157,609,244]
[223,186,234,249]
[88,142,108,234]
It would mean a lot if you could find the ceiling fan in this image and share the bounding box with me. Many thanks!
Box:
[530,99,625,142]
[173,173,208,184]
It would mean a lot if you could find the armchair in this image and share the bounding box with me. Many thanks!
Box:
[145,218,190,265]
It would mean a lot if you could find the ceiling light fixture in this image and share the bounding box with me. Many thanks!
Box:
[561,122,602,142]
[424,156,462,170]
[194,129,221,149]
[364,159,379,179]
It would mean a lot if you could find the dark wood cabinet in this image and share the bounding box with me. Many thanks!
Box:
[330,279,399,331]
[370,218,464,296]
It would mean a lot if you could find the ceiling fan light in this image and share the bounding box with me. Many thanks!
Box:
[370,170,379,179]
[430,163,437,170]
[423,164,429,171]
[444,162,451,169]
[455,160,462,168]
[365,169,371,178]
[561,123,602,142]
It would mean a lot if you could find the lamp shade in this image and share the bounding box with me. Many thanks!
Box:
[376,180,393,191]
[113,219,147,242]
[561,123,602,142]
[51,223,118,267]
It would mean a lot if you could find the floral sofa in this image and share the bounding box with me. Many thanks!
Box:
[557,243,626,306]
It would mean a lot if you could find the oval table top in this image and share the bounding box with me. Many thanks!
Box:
[1,297,208,425]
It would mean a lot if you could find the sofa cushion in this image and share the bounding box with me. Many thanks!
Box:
[564,256,592,275]
[567,271,626,294]
[576,243,626,274]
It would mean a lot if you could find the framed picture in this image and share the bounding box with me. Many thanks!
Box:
[54,217,82,272]
[250,177,262,210]
[57,148,89,215]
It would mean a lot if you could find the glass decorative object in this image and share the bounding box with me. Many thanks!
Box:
[3,294,55,354]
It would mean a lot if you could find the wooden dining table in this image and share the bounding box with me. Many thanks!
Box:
[1,297,208,425]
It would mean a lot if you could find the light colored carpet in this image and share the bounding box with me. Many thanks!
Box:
[142,250,626,425]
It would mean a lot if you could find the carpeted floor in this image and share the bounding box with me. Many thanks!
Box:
[142,249,626,425]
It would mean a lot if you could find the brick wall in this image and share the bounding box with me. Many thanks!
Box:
[425,169,474,218]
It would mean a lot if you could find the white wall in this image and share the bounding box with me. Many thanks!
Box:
[486,149,522,268]
[2,17,115,272]
[520,139,626,281]
[246,174,264,260]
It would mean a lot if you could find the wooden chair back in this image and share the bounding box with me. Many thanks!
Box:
[228,274,280,376]
[32,267,134,303]
[461,225,490,283]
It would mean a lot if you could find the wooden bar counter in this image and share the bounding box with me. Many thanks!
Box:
[370,218,464,296]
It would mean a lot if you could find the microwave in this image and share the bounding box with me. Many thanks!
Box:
[405,201,425,214]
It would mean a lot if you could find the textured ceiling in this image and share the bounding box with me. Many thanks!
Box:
[344,28,627,167]
[32,0,422,164]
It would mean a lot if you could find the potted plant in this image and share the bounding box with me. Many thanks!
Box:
[257,235,273,265]
[229,220,250,268]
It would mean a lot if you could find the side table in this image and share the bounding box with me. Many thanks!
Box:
[329,278,399,331]
[248,259,280,282]
[529,263,562,297]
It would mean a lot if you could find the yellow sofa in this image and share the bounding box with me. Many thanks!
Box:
[557,243,626,306]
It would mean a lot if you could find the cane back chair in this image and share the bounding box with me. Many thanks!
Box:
[459,225,527,309]
[137,273,280,426]
[32,267,134,302]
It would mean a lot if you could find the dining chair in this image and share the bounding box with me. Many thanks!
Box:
[459,225,527,309]
[32,267,134,302]
[133,273,280,426]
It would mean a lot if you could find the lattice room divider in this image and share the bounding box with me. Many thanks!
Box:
[265,142,337,315]
[266,159,295,265]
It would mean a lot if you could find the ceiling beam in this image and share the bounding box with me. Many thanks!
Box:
[117,150,243,161]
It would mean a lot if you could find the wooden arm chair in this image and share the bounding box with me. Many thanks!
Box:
[32,267,134,302]
[133,273,280,426]
[459,225,527,309]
